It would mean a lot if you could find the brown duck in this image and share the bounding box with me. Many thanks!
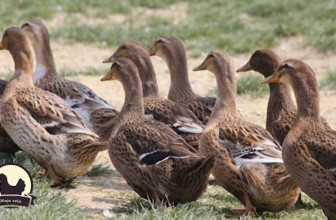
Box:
[0,27,107,186]
[149,36,215,124]
[21,18,118,141]
[237,49,296,144]
[101,57,215,205]
[194,50,300,215]
[103,41,203,149]
[237,49,330,144]
[263,59,336,219]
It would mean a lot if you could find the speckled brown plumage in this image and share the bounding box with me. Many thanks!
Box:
[103,41,203,149]
[0,27,107,186]
[263,59,336,219]
[194,50,300,214]
[149,36,215,124]
[21,18,118,141]
[101,57,214,205]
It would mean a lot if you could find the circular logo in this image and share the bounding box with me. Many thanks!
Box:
[0,164,34,207]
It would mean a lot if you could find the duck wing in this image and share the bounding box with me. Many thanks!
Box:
[186,98,214,124]
[145,98,204,134]
[220,121,283,167]
[16,87,97,137]
[305,129,336,172]
[123,120,198,157]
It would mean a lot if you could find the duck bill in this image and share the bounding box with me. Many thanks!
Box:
[102,55,114,63]
[0,41,3,50]
[261,74,280,84]
[100,71,113,81]
[236,62,252,72]
[193,62,206,71]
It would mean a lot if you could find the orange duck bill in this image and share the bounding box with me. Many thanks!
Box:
[261,73,280,84]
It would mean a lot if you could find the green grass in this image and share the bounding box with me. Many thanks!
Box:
[105,186,324,220]
[0,152,87,220]
[59,67,107,77]
[236,74,269,98]
[1,182,83,220]
[85,163,113,177]
[209,74,269,98]
[319,71,336,90]
[0,153,326,219]
[43,1,336,54]
[1,1,336,53]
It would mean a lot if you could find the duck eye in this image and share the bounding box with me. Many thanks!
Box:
[119,45,127,50]
[278,63,289,72]
[207,54,214,59]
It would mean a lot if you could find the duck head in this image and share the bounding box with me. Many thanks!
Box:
[237,49,281,78]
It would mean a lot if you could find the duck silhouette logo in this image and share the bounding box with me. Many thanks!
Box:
[0,164,35,207]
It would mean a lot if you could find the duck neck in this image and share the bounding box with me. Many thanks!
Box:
[33,36,58,83]
[292,74,320,120]
[268,83,295,113]
[10,45,35,84]
[257,56,296,122]
[166,48,194,99]
[119,73,145,120]
[213,63,237,115]
[269,82,292,100]
[132,54,159,98]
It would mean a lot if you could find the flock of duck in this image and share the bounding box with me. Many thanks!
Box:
[0,18,335,218]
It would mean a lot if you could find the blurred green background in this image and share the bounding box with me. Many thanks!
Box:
[1,0,336,55]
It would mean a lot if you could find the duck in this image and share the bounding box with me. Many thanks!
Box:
[148,36,215,124]
[21,18,118,141]
[103,41,203,149]
[237,49,297,144]
[262,59,336,219]
[237,49,330,142]
[100,57,215,205]
[0,27,107,186]
[194,50,300,215]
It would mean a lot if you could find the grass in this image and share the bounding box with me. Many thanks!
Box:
[0,152,87,220]
[236,74,269,98]
[85,163,113,177]
[1,1,336,54]
[105,186,324,220]
[0,152,326,219]
[59,67,107,77]
[209,74,269,98]
[319,70,336,90]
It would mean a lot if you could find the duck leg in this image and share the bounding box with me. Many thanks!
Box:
[35,169,47,177]
[153,191,163,207]
[39,161,65,187]
[232,192,256,216]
